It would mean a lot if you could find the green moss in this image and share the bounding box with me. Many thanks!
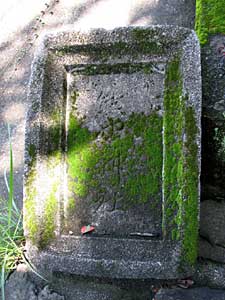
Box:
[24,167,39,244]
[25,112,61,247]
[131,28,165,54]
[55,28,167,61]
[24,198,39,243]
[67,111,163,211]
[195,0,225,45]
[44,111,62,156]
[40,183,58,248]
[124,113,163,205]
[163,58,184,239]
[24,142,39,243]
[163,58,199,266]
[182,107,199,265]
[67,197,76,211]
[24,169,59,248]
[55,41,163,59]
[67,117,98,198]
[28,144,36,159]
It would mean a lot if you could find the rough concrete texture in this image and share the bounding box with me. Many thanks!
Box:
[4,265,153,300]
[24,26,201,280]
[4,264,64,300]
[194,261,225,289]
[200,196,225,263]
[200,200,225,247]
[0,0,196,209]
[47,274,153,300]
[154,287,225,300]
[199,238,225,264]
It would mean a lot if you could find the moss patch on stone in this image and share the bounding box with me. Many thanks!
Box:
[182,107,199,265]
[163,58,184,240]
[55,28,167,61]
[195,0,225,44]
[67,112,163,211]
[24,109,62,248]
[163,58,199,266]
[24,143,39,244]
[24,169,39,244]
[28,144,36,160]
[40,183,58,248]
[24,166,59,248]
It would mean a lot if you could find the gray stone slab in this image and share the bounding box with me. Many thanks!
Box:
[48,275,152,300]
[199,238,225,264]
[4,264,64,300]
[155,287,225,300]
[24,26,201,280]
[194,261,225,289]
[200,200,225,247]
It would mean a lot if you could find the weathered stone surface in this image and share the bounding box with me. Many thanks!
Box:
[200,200,225,246]
[24,26,201,280]
[199,238,225,264]
[47,274,153,300]
[4,264,64,300]
[155,287,225,300]
[5,264,37,300]
[194,261,225,289]
[38,286,64,300]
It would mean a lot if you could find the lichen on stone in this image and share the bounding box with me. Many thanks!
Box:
[66,111,163,212]
[182,107,199,265]
[131,28,165,55]
[24,169,39,244]
[40,182,59,248]
[24,164,60,248]
[24,109,62,248]
[163,58,184,240]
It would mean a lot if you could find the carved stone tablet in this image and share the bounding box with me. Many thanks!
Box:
[24,26,201,279]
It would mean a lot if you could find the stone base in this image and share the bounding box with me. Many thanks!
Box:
[4,264,64,300]
[155,287,225,300]
[48,273,154,300]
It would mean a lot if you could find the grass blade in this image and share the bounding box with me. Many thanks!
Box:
[22,254,48,282]
[1,255,7,300]
[3,169,18,215]
[12,213,22,239]
[0,124,45,297]
[7,124,14,228]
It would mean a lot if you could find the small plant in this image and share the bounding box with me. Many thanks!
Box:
[0,126,47,300]
[0,200,24,300]
[0,125,25,300]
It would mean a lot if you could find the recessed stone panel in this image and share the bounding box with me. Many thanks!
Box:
[24,26,201,279]
[64,63,165,237]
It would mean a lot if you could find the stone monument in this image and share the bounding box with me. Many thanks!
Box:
[24,26,201,283]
